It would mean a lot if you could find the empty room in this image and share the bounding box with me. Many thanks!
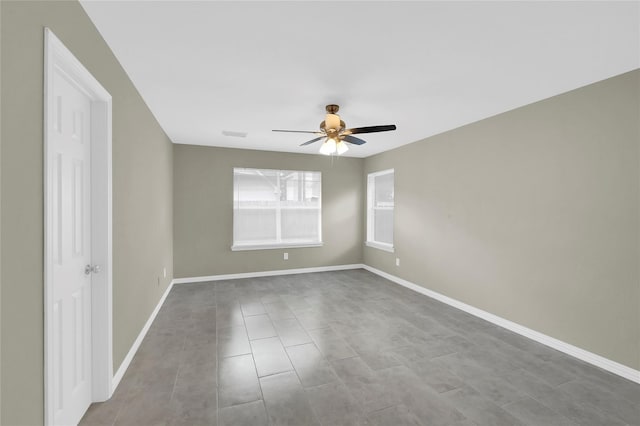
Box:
[0,1,639,425]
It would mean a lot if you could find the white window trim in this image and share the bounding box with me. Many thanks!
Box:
[231,242,324,251]
[366,168,395,252]
[232,168,322,250]
[365,241,395,253]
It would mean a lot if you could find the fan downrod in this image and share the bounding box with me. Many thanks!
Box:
[325,104,339,114]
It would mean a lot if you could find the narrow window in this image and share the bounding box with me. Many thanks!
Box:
[366,169,394,252]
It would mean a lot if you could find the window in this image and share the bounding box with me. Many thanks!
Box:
[366,168,394,252]
[232,168,322,250]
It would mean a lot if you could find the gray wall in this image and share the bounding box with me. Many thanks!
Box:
[0,2,174,424]
[364,70,640,370]
[173,145,363,278]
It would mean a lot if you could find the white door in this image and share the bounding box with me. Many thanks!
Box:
[51,69,93,426]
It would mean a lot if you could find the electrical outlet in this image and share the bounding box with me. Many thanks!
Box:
[396,258,400,267]
[284,252,289,260]
[163,267,167,278]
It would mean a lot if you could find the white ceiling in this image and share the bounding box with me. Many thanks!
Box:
[80,1,639,158]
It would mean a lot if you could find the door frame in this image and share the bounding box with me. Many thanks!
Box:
[44,28,113,425]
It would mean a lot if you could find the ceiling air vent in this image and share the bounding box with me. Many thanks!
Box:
[222,130,247,138]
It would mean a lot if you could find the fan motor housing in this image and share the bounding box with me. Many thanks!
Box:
[320,119,346,134]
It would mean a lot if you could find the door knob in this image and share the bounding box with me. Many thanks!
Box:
[85,264,101,275]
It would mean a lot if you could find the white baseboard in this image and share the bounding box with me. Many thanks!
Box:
[111,279,175,391]
[172,264,364,284]
[362,265,640,384]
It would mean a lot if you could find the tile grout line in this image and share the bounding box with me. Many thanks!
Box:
[242,295,268,420]
[507,392,579,426]
[279,304,336,426]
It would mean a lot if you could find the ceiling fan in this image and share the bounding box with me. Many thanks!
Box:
[273,104,397,155]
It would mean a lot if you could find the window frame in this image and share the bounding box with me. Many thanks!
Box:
[231,167,323,251]
[366,168,395,253]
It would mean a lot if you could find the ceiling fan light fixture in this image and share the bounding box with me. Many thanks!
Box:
[336,140,349,155]
[319,137,337,155]
[273,104,397,156]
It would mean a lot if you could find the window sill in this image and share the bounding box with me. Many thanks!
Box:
[231,242,323,251]
[365,241,395,253]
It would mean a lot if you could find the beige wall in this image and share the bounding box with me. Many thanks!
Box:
[0,2,637,425]
[173,145,363,278]
[0,1,3,420]
[0,2,174,425]
[364,70,640,370]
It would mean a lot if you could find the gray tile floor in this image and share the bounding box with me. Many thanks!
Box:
[80,269,640,426]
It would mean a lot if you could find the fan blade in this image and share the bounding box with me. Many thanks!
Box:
[342,135,367,145]
[300,136,325,146]
[344,125,396,135]
[273,129,322,135]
